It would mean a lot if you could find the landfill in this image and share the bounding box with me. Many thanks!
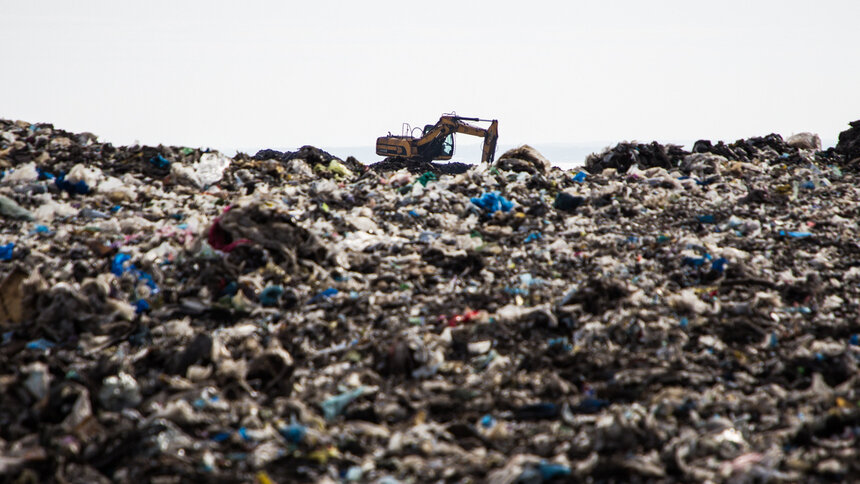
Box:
[2,117,860,483]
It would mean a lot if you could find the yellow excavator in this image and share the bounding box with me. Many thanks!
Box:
[376,115,499,164]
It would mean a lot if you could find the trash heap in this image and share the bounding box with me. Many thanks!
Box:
[2,118,860,483]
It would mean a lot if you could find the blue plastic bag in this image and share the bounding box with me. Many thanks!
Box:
[0,243,13,261]
[470,191,513,214]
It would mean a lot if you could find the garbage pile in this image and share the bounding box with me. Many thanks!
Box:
[2,118,860,482]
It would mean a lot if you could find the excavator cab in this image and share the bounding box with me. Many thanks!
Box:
[423,125,454,159]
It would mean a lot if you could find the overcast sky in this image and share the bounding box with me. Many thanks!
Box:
[3,1,858,158]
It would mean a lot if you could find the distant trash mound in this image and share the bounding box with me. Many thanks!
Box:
[252,146,366,178]
[585,141,687,174]
[253,145,340,165]
[836,119,860,161]
[585,124,860,175]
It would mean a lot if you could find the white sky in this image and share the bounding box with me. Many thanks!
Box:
[3,1,859,157]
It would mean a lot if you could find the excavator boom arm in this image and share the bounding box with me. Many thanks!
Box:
[415,116,499,163]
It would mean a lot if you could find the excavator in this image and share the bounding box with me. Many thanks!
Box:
[376,115,499,164]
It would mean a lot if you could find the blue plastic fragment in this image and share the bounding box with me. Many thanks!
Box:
[321,386,367,420]
[679,317,689,328]
[524,232,542,243]
[572,171,588,182]
[259,285,284,307]
[279,423,307,444]
[26,338,55,350]
[110,253,159,311]
[778,230,812,238]
[711,257,728,273]
[37,168,55,180]
[137,271,158,293]
[211,432,231,442]
[519,273,540,286]
[850,334,860,346]
[150,154,171,169]
[538,461,571,481]
[32,225,51,234]
[547,337,572,352]
[54,173,90,195]
[309,287,339,304]
[0,243,13,261]
[801,180,816,189]
[134,299,150,314]
[111,254,158,291]
[769,332,778,348]
[111,253,132,276]
[697,214,716,224]
[480,414,495,428]
[504,287,529,296]
[408,210,420,218]
[470,191,514,214]
[238,427,250,441]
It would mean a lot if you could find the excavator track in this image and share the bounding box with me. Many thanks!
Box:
[369,156,471,175]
